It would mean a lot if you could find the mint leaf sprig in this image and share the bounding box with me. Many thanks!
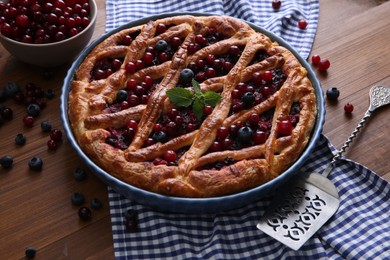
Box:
[166,79,222,119]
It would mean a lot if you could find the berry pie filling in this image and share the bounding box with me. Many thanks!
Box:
[90,57,124,81]
[184,45,244,85]
[230,69,287,113]
[103,76,161,113]
[117,30,141,46]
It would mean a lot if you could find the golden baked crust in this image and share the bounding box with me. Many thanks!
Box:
[68,15,317,197]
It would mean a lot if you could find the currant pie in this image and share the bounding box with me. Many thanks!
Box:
[68,15,317,198]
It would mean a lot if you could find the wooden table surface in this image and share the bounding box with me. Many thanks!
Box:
[1,1,389,259]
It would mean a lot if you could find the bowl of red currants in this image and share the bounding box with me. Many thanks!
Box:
[0,0,97,67]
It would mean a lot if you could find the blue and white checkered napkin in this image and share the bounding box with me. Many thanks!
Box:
[105,1,390,258]
[108,135,390,259]
[106,0,319,59]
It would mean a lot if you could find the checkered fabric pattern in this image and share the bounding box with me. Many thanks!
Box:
[109,135,390,259]
[106,0,319,59]
[105,1,390,258]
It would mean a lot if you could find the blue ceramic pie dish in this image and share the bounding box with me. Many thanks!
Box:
[60,13,325,214]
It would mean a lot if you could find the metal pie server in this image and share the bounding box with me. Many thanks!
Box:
[257,85,390,251]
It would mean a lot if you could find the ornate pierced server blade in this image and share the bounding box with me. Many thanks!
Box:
[256,170,339,251]
[257,85,390,250]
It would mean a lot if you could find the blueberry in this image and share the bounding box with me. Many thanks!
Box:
[78,206,92,221]
[27,103,41,118]
[91,198,102,209]
[25,246,37,259]
[28,157,43,171]
[242,92,255,108]
[116,89,128,102]
[152,131,167,143]
[179,68,194,84]
[71,192,85,206]
[326,87,340,101]
[3,82,20,98]
[155,40,168,51]
[0,155,13,169]
[237,126,253,144]
[15,133,26,145]
[40,121,52,132]
[73,167,88,181]
[45,89,55,99]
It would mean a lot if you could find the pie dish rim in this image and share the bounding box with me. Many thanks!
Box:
[60,12,325,214]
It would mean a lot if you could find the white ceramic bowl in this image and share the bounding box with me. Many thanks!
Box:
[0,0,97,67]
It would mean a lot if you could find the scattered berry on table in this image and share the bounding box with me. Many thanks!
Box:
[25,246,37,259]
[47,139,58,150]
[311,55,321,65]
[49,129,63,142]
[318,59,330,71]
[78,207,92,221]
[3,82,20,98]
[1,107,13,120]
[272,0,282,10]
[28,157,43,171]
[26,103,41,118]
[326,87,340,101]
[15,133,26,145]
[91,198,102,210]
[344,103,354,113]
[71,192,85,206]
[23,115,35,127]
[40,121,52,132]
[298,20,308,29]
[73,168,88,181]
[0,155,13,169]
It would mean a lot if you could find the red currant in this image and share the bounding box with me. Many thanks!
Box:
[318,59,330,71]
[262,70,273,82]
[272,0,282,10]
[23,115,34,127]
[50,129,63,142]
[126,120,138,131]
[277,120,293,135]
[311,55,321,65]
[142,52,154,65]
[163,150,177,162]
[47,139,58,150]
[156,23,166,35]
[344,103,354,113]
[216,126,229,140]
[203,105,213,116]
[253,130,267,144]
[298,20,308,29]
